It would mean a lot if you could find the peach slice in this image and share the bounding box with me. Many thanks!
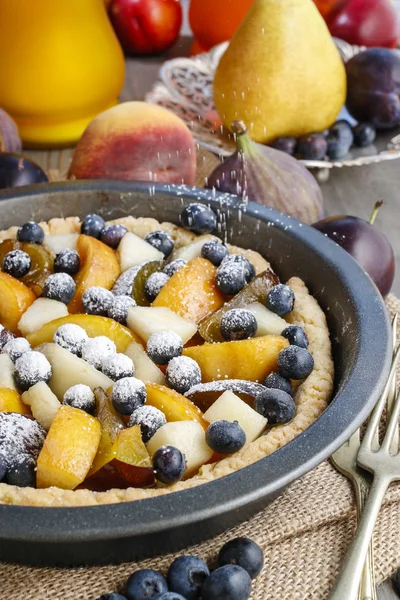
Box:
[89,388,154,488]
[0,239,54,296]
[0,387,31,415]
[183,335,289,383]
[68,235,120,314]
[0,271,36,334]
[27,314,142,351]
[146,383,208,430]
[36,405,101,490]
[152,257,225,323]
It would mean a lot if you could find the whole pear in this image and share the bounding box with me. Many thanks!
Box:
[213,0,347,143]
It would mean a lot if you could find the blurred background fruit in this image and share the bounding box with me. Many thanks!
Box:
[108,0,182,56]
[312,0,347,19]
[0,153,48,190]
[189,0,254,53]
[0,0,125,148]
[0,109,22,154]
[327,0,400,48]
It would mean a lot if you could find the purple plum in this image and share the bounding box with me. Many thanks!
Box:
[346,48,400,130]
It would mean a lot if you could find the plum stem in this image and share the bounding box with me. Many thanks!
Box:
[369,200,384,225]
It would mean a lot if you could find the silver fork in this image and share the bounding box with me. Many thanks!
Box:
[330,314,398,600]
[328,341,400,600]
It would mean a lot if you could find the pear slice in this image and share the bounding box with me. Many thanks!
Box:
[146,420,213,478]
[18,297,69,337]
[44,234,79,254]
[171,234,218,262]
[203,390,267,443]
[0,354,17,391]
[124,341,166,385]
[38,343,113,400]
[117,232,164,272]
[22,381,60,430]
[127,306,197,344]
[246,302,287,337]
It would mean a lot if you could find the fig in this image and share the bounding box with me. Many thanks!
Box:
[0,109,22,153]
[313,201,395,297]
[206,121,324,225]
[0,153,48,189]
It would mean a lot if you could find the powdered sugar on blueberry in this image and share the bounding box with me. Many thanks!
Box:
[81,336,116,370]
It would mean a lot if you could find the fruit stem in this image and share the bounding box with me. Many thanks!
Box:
[231,120,256,157]
[369,200,384,225]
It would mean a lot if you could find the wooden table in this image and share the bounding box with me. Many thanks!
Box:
[25,37,400,598]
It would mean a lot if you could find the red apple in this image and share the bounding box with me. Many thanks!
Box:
[109,0,182,56]
[328,0,400,48]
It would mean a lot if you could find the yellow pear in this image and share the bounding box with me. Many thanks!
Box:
[213,0,346,143]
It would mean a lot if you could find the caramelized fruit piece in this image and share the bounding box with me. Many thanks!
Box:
[68,235,120,313]
[0,387,31,415]
[198,269,279,343]
[183,335,288,383]
[0,239,54,296]
[36,405,101,490]
[0,271,35,334]
[89,388,154,488]
[152,257,225,323]
[132,260,165,306]
[146,383,208,429]
[27,314,142,351]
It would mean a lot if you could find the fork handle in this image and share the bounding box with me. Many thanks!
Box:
[328,474,390,600]
[354,475,376,600]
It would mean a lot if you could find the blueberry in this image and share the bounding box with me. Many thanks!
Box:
[158,594,186,600]
[153,445,186,485]
[206,420,246,454]
[82,286,114,316]
[17,221,44,244]
[220,308,257,341]
[2,249,31,278]
[102,353,135,381]
[281,325,309,348]
[128,405,166,443]
[111,377,147,415]
[125,569,168,600]
[145,230,174,258]
[218,537,264,579]
[254,389,295,424]
[108,295,136,325]
[216,255,255,296]
[352,123,376,148]
[144,272,170,302]
[81,214,105,239]
[0,328,16,350]
[6,454,36,487]
[201,565,252,600]
[296,133,327,160]
[96,594,127,600]
[265,284,295,316]
[42,273,76,304]
[263,372,293,396]
[147,331,183,366]
[326,120,354,160]
[277,345,314,380]
[269,136,297,155]
[201,239,229,266]
[163,259,187,277]
[53,323,88,356]
[14,351,52,392]
[180,203,217,234]
[0,454,7,482]
[166,356,202,395]
[54,248,81,275]
[100,224,128,249]
[167,555,210,600]
[2,338,31,363]
[63,384,96,414]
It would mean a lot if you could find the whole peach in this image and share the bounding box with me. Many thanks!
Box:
[68,102,196,185]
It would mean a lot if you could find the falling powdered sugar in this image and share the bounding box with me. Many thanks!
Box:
[0,412,46,462]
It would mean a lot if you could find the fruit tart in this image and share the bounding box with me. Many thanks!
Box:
[0,203,334,506]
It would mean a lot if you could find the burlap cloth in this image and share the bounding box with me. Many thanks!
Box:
[1,149,399,599]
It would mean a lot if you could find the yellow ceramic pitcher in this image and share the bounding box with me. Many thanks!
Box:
[0,0,125,147]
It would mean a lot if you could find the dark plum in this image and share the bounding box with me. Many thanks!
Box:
[269,136,297,155]
[313,201,395,297]
[346,48,400,130]
[296,133,327,160]
[0,153,48,189]
[352,123,376,148]
[326,121,354,159]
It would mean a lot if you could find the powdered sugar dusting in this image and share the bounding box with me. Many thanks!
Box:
[102,353,134,381]
[128,405,166,442]
[144,272,170,301]
[166,356,201,395]
[2,337,31,363]
[53,324,89,356]
[112,265,143,296]
[14,351,52,392]
[63,384,95,413]
[108,295,136,325]
[0,412,46,462]
[185,379,267,399]
[81,336,116,370]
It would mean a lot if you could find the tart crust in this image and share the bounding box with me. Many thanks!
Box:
[0,218,333,507]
